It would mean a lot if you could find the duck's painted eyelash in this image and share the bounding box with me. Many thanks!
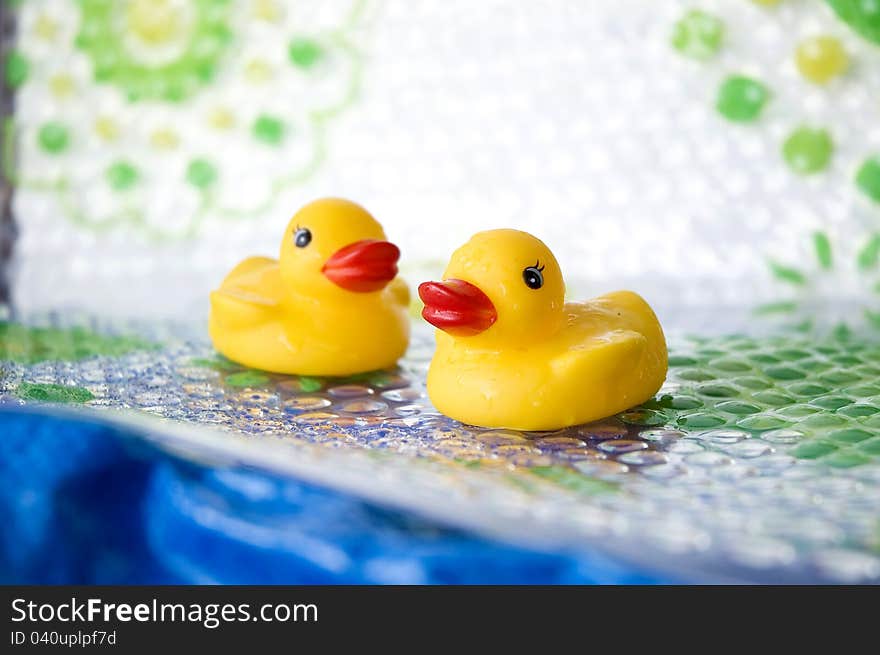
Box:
[535,260,545,272]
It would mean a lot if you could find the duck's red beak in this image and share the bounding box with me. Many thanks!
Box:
[322,239,400,292]
[418,279,497,336]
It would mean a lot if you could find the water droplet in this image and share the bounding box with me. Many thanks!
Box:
[618,450,667,466]
[597,439,649,455]
[619,409,668,426]
[696,383,741,398]
[736,413,790,431]
[363,373,406,390]
[381,388,424,402]
[176,366,219,381]
[237,390,279,406]
[678,412,727,428]
[726,441,773,458]
[577,424,628,440]
[494,443,542,456]
[473,430,529,446]
[394,404,429,417]
[640,429,685,443]
[752,454,795,470]
[328,384,373,398]
[536,436,588,449]
[509,454,554,467]
[558,448,606,461]
[639,463,685,479]
[715,400,761,415]
[293,411,339,423]
[792,440,838,459]
[810,395,853,410]
[685,451,734,467]
[668,439,704,454]
[277,378,324,394]
[699,429,749,444]
[341,400,387,414]
[283,396,331,412]
[572,460,629,477]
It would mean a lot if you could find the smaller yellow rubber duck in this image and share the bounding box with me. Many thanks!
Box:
[418,229,667,430]
[209,198,410,376]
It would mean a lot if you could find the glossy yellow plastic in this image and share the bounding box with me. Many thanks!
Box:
[419,229,668,430]
[209,198,410,376]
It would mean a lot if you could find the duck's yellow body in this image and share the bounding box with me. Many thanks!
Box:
[209,198,410,376]
[419,230,667,430]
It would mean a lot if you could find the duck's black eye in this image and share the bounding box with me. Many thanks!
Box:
[522,265,544,290]
[294,227,312,248]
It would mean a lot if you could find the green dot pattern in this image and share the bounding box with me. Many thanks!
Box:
[5,50,28,88]
[0,322,156,364]
[826,0,880,46]
[106,161,139,191]
[716,75,770,123]
[38,122,70,154]
[186,159,218,188]
[856,156,880,204]
[75,0,234,102]
[634,334,880,467]
[782,127,833,175]
[252,115,285,145]
[288,38,324,69]
[15,382,94,404]
[670,10,724,60]
[225,371,271,388]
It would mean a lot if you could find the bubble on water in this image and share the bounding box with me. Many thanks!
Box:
[726,441,773,459]
[762,429,805,444]
[382,388,425,402]
[699,429,749,444]
[639,463,686,479]
[597,439,649,455]
[618,450,668,466]
[536,436,588,449]
[572,460,629,477]
[341,400,388,414]
[475,430,530,446]
[668,439,704,454]
[685,451,734,467]
[283,396,332,412]
[328,384,374,398]
[576,424,628,440]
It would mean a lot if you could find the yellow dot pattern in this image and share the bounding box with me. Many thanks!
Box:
[244,59,273,83]
[795,36,848,84]
[150,129,180,150]
[94,117,120,142]
[208,108,236,130]
[49,74,75,98]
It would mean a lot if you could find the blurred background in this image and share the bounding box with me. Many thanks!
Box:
[3,1,880,586]
[5,0,880,328]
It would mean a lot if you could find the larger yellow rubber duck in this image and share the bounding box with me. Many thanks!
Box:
[209,198,410,376]
[418,229,667,430]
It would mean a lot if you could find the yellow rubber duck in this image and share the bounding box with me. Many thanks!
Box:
[209,198,410,376]
[418,229,667,430]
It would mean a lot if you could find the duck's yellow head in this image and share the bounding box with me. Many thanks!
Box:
[419,229,565,346]
[279,198,400,297]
